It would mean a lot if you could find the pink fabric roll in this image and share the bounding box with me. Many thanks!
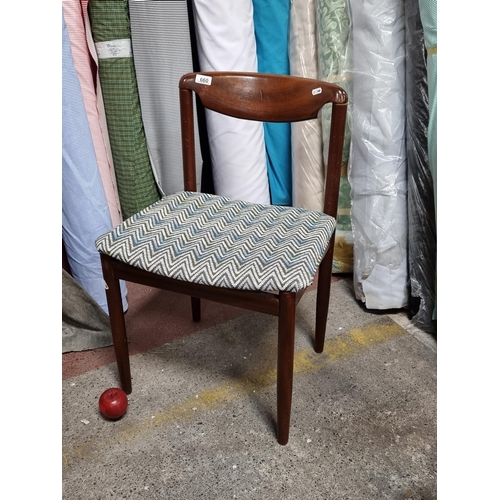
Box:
[62,0,122,227]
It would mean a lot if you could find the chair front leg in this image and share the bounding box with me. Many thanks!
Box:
[277,291,296,445]
[100,254,132,394]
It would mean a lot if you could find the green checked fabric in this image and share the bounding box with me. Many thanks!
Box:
[317,0,353,273]
[88,0,160,220]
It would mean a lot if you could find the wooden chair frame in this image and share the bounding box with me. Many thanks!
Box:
[100,72,348,445]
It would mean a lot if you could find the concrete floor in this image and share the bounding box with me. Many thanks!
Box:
[62,276,437,499]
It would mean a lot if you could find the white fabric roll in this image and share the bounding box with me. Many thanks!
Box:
[347,0,408,309]
[192,0,270,204]
[128,0,203,196]
[289,0,324,212]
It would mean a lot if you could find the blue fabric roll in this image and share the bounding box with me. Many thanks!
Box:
[62,10,127,314]
[252,0,292,206]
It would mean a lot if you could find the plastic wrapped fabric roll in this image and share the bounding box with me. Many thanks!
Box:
[419,0,437,210]
[63,0,122,227]
[405,0,436,332]
[419,0,437,321]
[88,0,161,220]
[191,0,270,205]
[63,11,128,314]
[252,0,292,206]
[346,0,408,309]
[288,0,324,213]
[128,0,203,196]
[317,0,353,273]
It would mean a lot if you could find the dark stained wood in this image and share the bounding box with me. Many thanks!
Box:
[277,291,296,445]
[101,254,132,394]
[179,72,347,123]
[108,258,280,318]
[315,240,335,353]
[99,72,348,443]
[191,297,201,322]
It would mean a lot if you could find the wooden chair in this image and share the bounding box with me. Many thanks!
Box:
[96,72,348,445]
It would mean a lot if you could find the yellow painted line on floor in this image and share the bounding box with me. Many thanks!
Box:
[63,316,406,468]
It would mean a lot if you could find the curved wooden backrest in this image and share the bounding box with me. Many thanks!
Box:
[179,72,347,122]
[178,71,348,217]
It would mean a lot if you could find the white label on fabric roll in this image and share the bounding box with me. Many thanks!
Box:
[312,87,322,96]
[95,39,132,59]
[195,74,212,86]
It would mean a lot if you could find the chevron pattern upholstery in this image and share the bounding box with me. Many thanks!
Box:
[95,191,336,292]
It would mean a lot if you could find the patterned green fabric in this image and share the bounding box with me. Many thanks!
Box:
[419,0,437,320]
[88,0,160,220]
[317,0,353,273]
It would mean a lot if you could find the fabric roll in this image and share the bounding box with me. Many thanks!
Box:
[191,0,270,205]
[405,0,436,332]
[62,0,122,227]
[253,0,292,206]
[88,0,161,220]
[418,0,437,321]
[63,11,127,314]
[317,0,353,273]
[419,0,437,210]
[62,269,113,353]
[288,0,324,213]
[346,0,408,309]
[81,0,121,221]
[128,0,203,196]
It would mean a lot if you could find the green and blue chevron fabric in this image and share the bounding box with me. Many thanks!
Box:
[96,191,336,292]
[88,0,161,220]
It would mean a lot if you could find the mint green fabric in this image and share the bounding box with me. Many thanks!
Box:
[317,0,353,273]
[419,0,437,320]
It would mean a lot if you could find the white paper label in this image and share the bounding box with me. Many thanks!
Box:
[312,87,322,96]
[195,74,212,86]
[95,39,132,59]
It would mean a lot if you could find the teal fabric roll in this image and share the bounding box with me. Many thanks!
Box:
[252,0,292,206]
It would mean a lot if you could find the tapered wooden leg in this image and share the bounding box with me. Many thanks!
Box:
[191,297,201,322]
[314,239,335,353]
[277,291,296,445]
[100,254,132,394]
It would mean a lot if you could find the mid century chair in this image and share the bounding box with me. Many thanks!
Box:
[96,72,348,445]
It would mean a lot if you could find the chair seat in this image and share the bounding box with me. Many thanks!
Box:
[95,191,336,293]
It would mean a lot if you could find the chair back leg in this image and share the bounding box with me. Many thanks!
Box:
[277,291,296,445]
[314,239,335,353]
[191,296,201,322]
[101,254,132,394]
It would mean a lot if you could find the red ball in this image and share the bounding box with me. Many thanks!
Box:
[99,388,128,420]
